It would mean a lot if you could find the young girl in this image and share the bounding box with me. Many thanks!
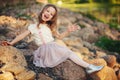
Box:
[4,4,103,74]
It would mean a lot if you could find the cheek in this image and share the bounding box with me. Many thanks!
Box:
[41,13,44,18]
[50,16,53,19]
[51,14,55,19]
[41,15,44,20]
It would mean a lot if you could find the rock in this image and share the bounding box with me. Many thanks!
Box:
[83,17,94,25]
[101,55,117,68]
[58,16,72,26]
[67,17,77,23]
[53,60,86,80]
[0,46,35,80]
[0,0,35,8]
[0,35,6,41]
[96,51,107,58]
[78,27,98,43]
[86,59,118,80]
[79,47,90,55]
[0,71,14,80]
[82,41,95,50]
[0,46,27,66]
[63,37,83,48]
[2,63,26,75]
[15,70,35,80]
[79,20,92,28]
[38,73,53,80]
[92,66,118,80]
[74,13,83,20]
[117,70,120,80]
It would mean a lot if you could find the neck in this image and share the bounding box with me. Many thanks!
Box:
[37,23,48,28]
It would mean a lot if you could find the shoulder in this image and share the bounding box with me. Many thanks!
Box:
[28,23,38,34]
[28,23,37,29]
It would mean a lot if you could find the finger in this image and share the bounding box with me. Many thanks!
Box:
[1,43,6,46]
[1,43,5,46]
[75,25,80,30]
[73,26,79,31]
[1,41,10,46]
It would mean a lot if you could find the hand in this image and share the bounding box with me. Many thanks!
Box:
[0,41,11,46]
[67,24,80,32]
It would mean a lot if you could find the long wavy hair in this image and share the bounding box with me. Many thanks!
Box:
[38,4,58,31]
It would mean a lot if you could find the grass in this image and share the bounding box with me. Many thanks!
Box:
[108,22,120,30]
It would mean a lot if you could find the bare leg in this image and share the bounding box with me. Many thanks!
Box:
[68,52,89,68]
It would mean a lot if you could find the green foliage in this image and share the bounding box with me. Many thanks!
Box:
[95,36,120,54]
[85,13,97,20]
[94,0,110,3]
[84,13,103,22]
[62,0,75,3]
[75,0,89,3]
[109,22,120,30]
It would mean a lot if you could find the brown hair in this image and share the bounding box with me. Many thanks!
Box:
[38,4,58,31]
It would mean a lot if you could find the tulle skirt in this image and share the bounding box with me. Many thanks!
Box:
[33,42,72,67]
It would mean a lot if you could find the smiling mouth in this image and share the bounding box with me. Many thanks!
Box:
[44,14,49,19]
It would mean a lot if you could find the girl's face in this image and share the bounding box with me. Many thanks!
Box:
[42,7,56,22]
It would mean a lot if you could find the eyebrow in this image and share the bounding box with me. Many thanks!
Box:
[48,8,55,14]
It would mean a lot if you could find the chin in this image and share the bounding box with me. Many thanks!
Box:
[42,18,48,22]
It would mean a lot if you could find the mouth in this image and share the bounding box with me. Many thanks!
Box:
[44,14,49,19]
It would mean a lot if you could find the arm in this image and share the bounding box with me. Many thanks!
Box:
[53,24,80,39]
[9,30,31,46]
[53,30,70,39]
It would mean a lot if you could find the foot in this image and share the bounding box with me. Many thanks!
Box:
[86,65,104,74]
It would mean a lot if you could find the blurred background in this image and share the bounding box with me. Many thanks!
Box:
[0,0,120,25]
[37,0,120,26]
[57,0,120,28]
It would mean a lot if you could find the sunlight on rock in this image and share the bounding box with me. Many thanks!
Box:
[0,16,28,28]
[0,46,35,80]
[0,71,14,80]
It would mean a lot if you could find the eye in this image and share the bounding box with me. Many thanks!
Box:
[51,13,53,16]
[47,10,49,12]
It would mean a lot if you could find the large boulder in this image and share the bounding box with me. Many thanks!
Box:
[86,59,118,80]
[0,46,35,80]
[53,59,86,80]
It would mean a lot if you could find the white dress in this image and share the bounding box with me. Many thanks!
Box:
[28,23,72,67]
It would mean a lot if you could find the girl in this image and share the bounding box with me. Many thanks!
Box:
[4,4,103,74]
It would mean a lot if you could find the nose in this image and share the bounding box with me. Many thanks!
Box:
[47,12,51,16]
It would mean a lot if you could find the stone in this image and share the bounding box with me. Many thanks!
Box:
[15,70,35,80]
[91,66,118,80]
[38,73,53,80]
[86,59,118,80]
[53,60,86,80]
[0,46,27,67]
[0,46,35,80]
[0,71,14,80]
[102,55,117,68]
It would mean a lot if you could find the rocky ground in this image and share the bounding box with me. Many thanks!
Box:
[0,1,120,80]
